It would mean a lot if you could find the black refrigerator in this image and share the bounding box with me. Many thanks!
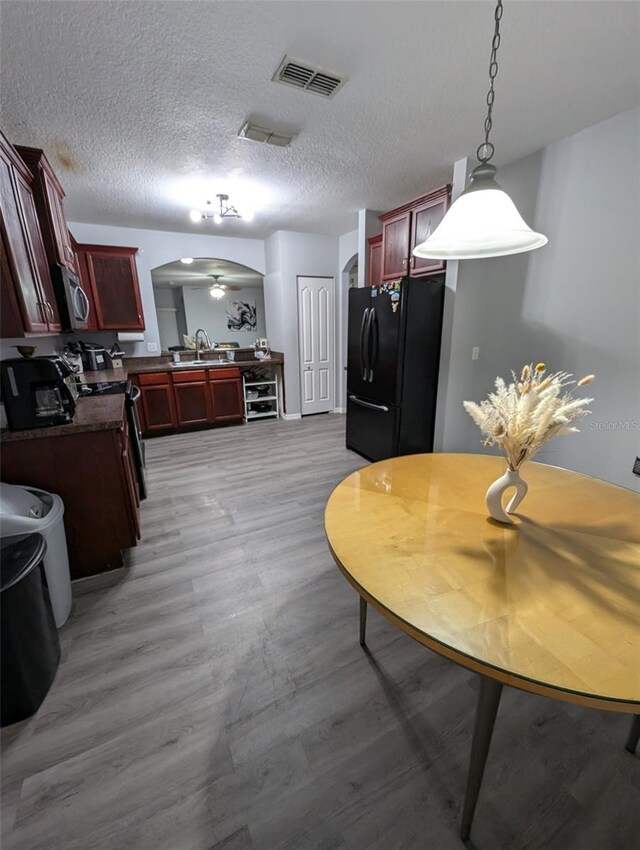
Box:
[346,277,445,461]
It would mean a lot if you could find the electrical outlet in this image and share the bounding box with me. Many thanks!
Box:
[472,346,480,361]
[146,342,159,353]
[110,358,123,370]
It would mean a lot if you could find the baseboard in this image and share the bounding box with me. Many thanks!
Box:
[332,407,346,414]
[282,413,302,421]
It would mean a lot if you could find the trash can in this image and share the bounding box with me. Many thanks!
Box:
[0,483,72,627]
[1,533,61,727]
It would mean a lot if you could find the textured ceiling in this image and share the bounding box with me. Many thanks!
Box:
[152,258,263,290]
[1,1,638,238]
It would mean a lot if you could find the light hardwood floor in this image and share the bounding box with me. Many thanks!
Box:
[2,414,638,850]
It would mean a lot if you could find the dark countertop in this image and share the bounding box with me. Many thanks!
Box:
[0,394,125,442]
[81,352,284,383]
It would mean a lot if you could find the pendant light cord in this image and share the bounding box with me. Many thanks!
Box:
[477,0,504,165]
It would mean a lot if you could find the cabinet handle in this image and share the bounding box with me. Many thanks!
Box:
[410,255,415,268]
[45,301,55,322]
[402,258,407,268]
[36,301,47,324]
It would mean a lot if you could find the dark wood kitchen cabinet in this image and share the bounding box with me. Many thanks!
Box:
[209,370,243,422]
[138,372,177,433]
[0,411,140,579]
[132,367,243,436]
[78,244,145,331]
[368,233,382,286]
[0,131,61,336]
[379,185,450,280]
[15,145,77,273]
[380,209,411,279]
[409,192,449,276]
[172,369,211,426]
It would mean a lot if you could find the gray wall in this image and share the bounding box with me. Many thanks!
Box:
[437,108,640,490]
[264,231,338,417]
[182,285,266,344]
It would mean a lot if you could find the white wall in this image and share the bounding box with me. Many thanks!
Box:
[67,222,265,358]
[265,231,338,417]
[181,286,266,344]
[437,108,640,490]
[337,228,359,410]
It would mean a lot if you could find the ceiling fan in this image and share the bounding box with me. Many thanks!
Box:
[207,275,241,299]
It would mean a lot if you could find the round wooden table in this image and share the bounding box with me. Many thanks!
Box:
[325,454,640,839]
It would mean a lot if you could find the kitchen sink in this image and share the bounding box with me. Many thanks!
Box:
[169,359,231,368]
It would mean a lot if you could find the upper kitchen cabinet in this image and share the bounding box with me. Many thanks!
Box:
[0,131,61,336]
[78,244,145,330]
[379,185,451,280]
[15,145,77,272]
[368,234,383,286]
[380,209,411,280]
[409,189,449,276]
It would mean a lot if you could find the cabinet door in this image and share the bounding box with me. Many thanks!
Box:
[174,381,211,426]
[381,211,411,280]
[85,247,145,330]
[210,378,243,422]
[368,237,382,286]
[410,196,448,276]
[14,174,61,332]
[0,149,48,334]
[42,170,75,269]
[140,384,177,433]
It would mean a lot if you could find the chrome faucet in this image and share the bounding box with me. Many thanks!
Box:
[194,328,212,361]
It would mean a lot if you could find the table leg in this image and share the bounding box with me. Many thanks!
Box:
[359,596,367,646]
[460,675,504,840]
[625,715,640,754]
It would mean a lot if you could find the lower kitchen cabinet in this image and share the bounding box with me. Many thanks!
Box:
[173,370,211,426]
[211,376,244,421]
[0,416,140,580]
[133,367,242,436]
[138,373,178,433]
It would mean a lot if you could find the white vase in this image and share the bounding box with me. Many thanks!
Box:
[485,466,528,524]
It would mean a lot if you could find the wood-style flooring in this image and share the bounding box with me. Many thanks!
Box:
[2,414,638,850]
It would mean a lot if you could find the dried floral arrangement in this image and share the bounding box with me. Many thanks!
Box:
[464,363,595,471]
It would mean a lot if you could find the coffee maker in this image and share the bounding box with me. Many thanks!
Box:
[0,357,77,430]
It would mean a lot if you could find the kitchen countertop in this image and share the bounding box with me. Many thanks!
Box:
[0,394,125,442]
[81,352,284,383]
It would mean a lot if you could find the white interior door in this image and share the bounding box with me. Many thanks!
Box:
[297,276,334,415]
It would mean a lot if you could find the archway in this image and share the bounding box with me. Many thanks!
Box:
[150,258,265,352]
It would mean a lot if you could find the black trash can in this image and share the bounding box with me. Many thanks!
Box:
[1,533,60,727]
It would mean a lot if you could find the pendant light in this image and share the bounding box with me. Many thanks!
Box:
[413,0,547,260]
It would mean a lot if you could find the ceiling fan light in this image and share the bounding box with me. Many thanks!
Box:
[210,285,225,299]
[189,210,202,223]
[413,164,548,260]
[213,213,223,224]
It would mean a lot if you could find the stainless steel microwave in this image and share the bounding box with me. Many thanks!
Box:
[50,265,91,331]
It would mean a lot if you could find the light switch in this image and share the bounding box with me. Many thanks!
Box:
[472,346,480,361]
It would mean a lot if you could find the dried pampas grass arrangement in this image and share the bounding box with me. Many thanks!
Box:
[464,364,595,523]
[464,363,594,471]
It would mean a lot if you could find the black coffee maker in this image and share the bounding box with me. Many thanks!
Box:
[0,357,77,430]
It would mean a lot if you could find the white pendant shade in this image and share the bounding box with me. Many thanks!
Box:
[413,164,548,260]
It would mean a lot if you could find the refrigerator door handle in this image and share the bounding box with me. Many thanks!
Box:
[368,308,379,382]
[359,308,370,380]
[349,394,389,413]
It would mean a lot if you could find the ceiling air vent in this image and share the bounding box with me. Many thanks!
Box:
[272,55,347,98]
[238,121,297,147]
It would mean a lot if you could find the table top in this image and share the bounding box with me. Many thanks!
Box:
[325,454,640,713]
